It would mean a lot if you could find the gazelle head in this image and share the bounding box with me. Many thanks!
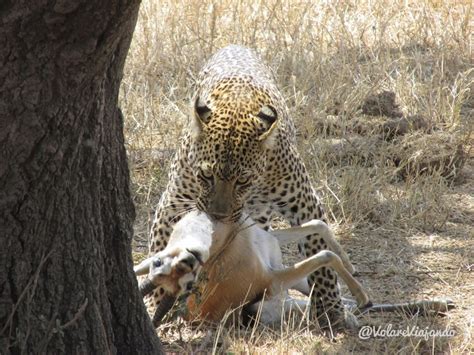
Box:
[135,210,221,296]
[135,245,207,296]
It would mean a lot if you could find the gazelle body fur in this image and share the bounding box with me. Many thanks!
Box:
[135,211,370,326]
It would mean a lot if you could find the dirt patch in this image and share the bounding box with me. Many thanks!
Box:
[391,132,468,179]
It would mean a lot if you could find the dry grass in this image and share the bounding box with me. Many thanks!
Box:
[121,0,473,353]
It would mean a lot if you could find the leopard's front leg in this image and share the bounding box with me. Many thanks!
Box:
[262,144,351,330]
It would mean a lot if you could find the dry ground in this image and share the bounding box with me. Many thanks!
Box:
[120,0,473,353]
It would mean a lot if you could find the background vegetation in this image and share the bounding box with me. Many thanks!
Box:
[120,0,473,353]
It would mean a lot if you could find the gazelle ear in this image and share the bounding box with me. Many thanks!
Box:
[133,257,153,276]
[190,95,212,139]
[195,96,212,124]
[257,105,279,142]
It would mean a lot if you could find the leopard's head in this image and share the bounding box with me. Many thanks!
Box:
[189,78,280,222]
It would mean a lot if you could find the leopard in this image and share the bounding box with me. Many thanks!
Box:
[146,45,350,328]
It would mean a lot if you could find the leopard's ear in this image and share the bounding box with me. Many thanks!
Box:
[190,95,212,139]
[257,105,279,144]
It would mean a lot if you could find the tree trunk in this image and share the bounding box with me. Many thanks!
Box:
[0,1,162,353]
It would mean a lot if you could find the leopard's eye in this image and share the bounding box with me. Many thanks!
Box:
[202,169,213,179]
[199,167,214,182]
[236,175,251,186]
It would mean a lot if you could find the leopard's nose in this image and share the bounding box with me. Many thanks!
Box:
[207,180,234,217]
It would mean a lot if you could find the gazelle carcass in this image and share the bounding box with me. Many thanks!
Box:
[135,211,454,328]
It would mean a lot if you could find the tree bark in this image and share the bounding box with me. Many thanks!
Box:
[0,1,162,353]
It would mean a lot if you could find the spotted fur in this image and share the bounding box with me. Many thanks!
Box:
[147,45,347,327]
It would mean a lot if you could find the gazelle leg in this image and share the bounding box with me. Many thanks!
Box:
[270,220,355,274]
[272,250,370,308]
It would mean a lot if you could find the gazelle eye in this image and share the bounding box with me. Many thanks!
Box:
[152,257,162,268]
